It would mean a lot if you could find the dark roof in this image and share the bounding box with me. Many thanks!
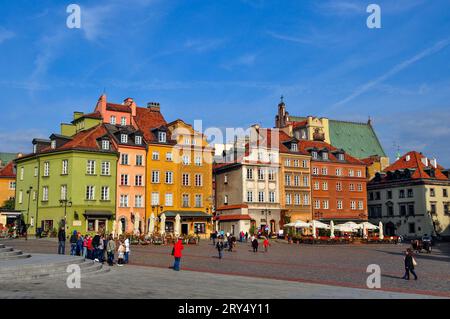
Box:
[134,107,169,143]
[298,140,364,165]
[0,161,15,178]
[103,124,145,148]
[106,103,131,113]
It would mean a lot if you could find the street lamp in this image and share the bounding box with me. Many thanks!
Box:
[261,208,271,235]
[25,186,33,239]
[59,199,72,230]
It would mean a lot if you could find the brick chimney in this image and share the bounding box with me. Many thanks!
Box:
[147,102,160,112]
[94,93,107,116]
[124,98,137,117]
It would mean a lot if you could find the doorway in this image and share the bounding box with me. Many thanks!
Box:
[181,223,189,235]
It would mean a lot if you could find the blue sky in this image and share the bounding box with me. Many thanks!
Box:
[0,0,449,165]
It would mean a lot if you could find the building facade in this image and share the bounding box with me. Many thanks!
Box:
[0,161,16,208]
[368,151,450,238]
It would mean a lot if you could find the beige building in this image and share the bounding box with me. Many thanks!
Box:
[368,151,450,238]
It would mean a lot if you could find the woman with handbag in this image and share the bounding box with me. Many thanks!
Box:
[402,248,418,280]
[172,238,184,271]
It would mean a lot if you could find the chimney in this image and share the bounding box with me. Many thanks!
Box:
[94,93,107,116]
[124,98,137,117]
[147,102,160,112]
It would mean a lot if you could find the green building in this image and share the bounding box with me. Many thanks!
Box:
[15,119,119,237]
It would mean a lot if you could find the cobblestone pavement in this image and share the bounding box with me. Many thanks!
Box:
[2,238,450,298]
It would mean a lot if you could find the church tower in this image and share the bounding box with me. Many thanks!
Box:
[275,96,289,128]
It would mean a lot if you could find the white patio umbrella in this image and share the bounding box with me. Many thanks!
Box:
[112,220,117,238]
[312,220,317,239]
[330,220,335,239]
[311,220,330,229]
[159,213,166,235]
[378,221,384,240]
[343,221,359,230]
[174,214,181,236]
[335,224,358,232]
[362,223,367,239]
[357,222,378,230]
[285,220,310,228]
[148,213,155,235]
[134,213,140,235]
[118,220,123,237]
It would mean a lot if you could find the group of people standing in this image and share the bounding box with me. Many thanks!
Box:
[57,227,130,266]
[212,231,271,259]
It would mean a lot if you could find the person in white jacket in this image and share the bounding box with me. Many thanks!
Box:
[124,236,130,264]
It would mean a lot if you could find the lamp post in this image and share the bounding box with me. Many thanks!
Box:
[25,186,33,239]
[59,199,72,231]
[261,207,271,236]
[152,205,164,233]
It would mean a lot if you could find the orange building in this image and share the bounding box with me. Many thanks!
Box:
[0,162,16,207]
[298,140,368,222]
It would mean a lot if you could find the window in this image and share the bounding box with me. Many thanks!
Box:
[101,161,110,175]
[86,160,95,175]
[102,140,110,150]
[408,204,415,216]
[408,223,415,234]
[195,195,202,208]
[43,162,50,177]
[8,181,15,190]
[42,186,49,201]
[336,182,342,191]
[60,185,67,200]
[165,152,172,161]
[120,134,128,144]
[348,169,354,177]
[121,117,127,126]
[312,167,319,175]
[51,140,56,149]
[151,171,160,183]
[62,160,68,175]
[375,192,381,200]
[135,175,143,186]
[165,193,173,206]
[294,175,300,186]
[387,190,392,199]
[184,137,191,145]
[286,194,292,205]
[135,195,143,208]
[323,200,329,209]
[285,174,291,186]
[183,194,190,207]
[293,160,299,167]
[387,205,394,216]
[337,200,343,210]
[356,170,362,177]
[400,205,407,216]
[182,173,190,186]
[338,153,345,161]
[285,159,291,167]
[444,189,448,197]
[314,200,320,209]
[444,203,449,215]
[358,201,364,210]
[136,155,143,166]
[350,201,356,210]
[182,155,190,165]
[258,169,265,180]
[18,190,23,204]
[430,188,435,197]
[430,203,436,215]
[195,174,202,187]
[321,167,328,175]
[312,151,318,159]
[165,171,173,184]
[303,176,309,187]
[291,144,298,152]
[247,191,253,202]
[269,191,275,203]
[247,168,254,179]
[86,186,95,200]
[302,160,308,168]
[336,168,342,176]
[158,131,167,143]
[294,194,301,205]
[194,223,206,234]
[120,195,129,207]
[268,169,276,181]
[303,194,310,205]
[151,192,160,205]
[34,167,38,177]
[110,116,116,125]
[349,184,355,191]
[121,154,129,165]
[314,181,320,190]
[322,182,328,190]
[357,184,363,192]
[399,190,405,198]
[152,151,160,160]
[195,156,202,166]
[258,192,265,203]
[101,186,110,201]
[407,189,414,198]
[121,174,129,186]
[135,136,142,145]
[322,152,328,160]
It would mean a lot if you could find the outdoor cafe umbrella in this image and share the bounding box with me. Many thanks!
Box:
[174,214,181,236]
[148,213,155,236]
[334,224,357,233]
[112,220,117,238]
[362,223,367,239]
[118,220,123,237]
[379,221,384,240]
[330,220,335,239]
[312,220,330,229]
[312,220,317,239]
[284,220,310,228]
[343,221,359,230]
[134,213,140,234]
[358,222,378,230]
[159,213,166,235]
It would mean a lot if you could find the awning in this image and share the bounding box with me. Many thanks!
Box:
[83,211,114,218]
[214,214,252,221]
[0,211,22,217]
[162,211,212,219]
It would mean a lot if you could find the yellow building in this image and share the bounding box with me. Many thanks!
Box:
[135,106,214,238]
[0,162,16,208]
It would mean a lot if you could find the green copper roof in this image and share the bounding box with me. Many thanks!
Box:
[329,120,386,159]
[0,152,17,165]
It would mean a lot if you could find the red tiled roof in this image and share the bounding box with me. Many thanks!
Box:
[134,107,168,142]
[216,204,248,211]
[279,131,309,155]
[383,151,448,180]
[106,103,131,113]
[81,111,102,120]
[292,120,307,128]
[214,214,252,221]
[0,161,15,178]
[298,140,364,165]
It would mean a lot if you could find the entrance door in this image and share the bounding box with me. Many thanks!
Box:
[181,223,189,235]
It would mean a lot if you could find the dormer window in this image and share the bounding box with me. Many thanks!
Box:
[291,143,298,152]
[338,153,345,161]
[312,151,318,159]
[158,131,167,143]
[135,135,142,145]
[121,117,127,126]
[51,140,56,149]
[121,134,128,144]
[322,152,328,160]
[102,139,110,150]
[110,116,116,125]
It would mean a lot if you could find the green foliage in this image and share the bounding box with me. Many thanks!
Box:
[249,225,256,235]
[1,198,15,210]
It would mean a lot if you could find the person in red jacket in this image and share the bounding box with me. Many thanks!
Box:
[263,238,270,253]
[172,238,184,271]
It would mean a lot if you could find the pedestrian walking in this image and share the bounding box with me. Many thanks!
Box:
[402,248,418,280]
[211,231,217,246]
[76,233,84,256]
[97,234,105,263]
[117,240,125,266]
[106,234,116,266]
[124,236,130,264]
[245,232,249,242]
[228,236,234,252]
[216,239,224,259]
[92,232,101,262]
[263,237,270,253]
[69,230,78,256]
[87,235,94,259]
[82,235,89,258]
[57,227,66,255]
[172,238,184,271]
[252,237,258,253]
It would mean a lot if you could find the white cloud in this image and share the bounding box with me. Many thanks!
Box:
[184,38,226,53]
[0,27,15,44]
[221,53,257,70]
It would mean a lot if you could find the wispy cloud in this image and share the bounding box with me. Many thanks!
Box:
[315,1,364,16]
[184,38,226,53]
[0,27,15,44]
[332,38,450,107]
[266,30,339,46]
[221,53,257,70]
[0,129,48,153]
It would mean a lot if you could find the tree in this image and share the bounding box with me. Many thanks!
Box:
[1,198,15,210]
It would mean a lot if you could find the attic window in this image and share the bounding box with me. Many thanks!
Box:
[158,131,166,143]
[338,153,345,161]
[312,151,318,159]
[121,134,128,144]
[102,140,110,150]
[291,143,298,152]
[135,135,142,145]
[121,117,127,126]
[322,151,328,160]
[406,155,411,161]
[51,140,56,149]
